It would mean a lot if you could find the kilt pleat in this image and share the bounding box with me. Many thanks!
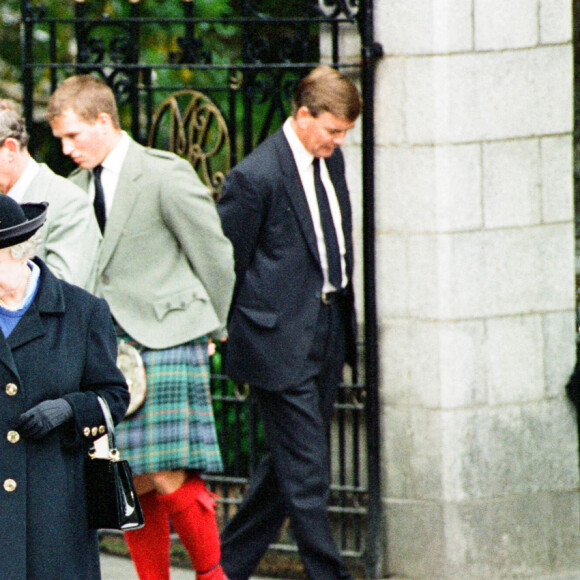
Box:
[116,331,223,475]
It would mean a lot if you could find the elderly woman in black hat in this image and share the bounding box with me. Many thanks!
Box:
[0,195,129,580]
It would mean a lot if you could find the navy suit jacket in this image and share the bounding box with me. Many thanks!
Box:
[218,128,356,390]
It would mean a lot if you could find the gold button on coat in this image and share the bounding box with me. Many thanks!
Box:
[6,431,19,444]
[98,425,106,434]
[5,383,17,396]
[3,479,16,492]
[83,427,91,437]
[91,427,98,437]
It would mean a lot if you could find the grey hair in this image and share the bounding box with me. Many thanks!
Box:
[0,100,29,148]
[9,230,41,260]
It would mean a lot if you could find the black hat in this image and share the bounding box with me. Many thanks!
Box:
[0,195,48,249]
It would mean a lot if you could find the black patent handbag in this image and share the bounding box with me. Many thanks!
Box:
[85,396,144,530]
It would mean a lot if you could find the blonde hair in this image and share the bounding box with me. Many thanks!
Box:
[46,75,121,128]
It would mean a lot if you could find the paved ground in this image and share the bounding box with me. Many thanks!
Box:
[100,553,282,580]
[100,554,171,579]
[100,553,196,579]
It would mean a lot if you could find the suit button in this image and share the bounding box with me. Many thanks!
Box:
[6,431,20,444]
[3,479,16,492]
[91,427,99,437]
[83,427,91,437]
[98,425,106,435]
[5,383,17,396]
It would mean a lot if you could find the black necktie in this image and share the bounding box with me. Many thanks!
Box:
[313,157,342,289]
[92,165,106,234]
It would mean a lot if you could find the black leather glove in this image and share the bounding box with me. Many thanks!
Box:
[15,399,74,440]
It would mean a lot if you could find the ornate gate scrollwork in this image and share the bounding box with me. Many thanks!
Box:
[148,90,230,199]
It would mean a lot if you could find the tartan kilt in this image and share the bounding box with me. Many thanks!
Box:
[115,330,223,475]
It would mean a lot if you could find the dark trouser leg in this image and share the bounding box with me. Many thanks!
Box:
[221,301,351,580]
[255,376,351,580]
[220,453,288,580]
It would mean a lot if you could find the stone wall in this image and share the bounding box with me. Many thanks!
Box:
[373,1,580,578]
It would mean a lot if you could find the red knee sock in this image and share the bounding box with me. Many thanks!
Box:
[158,475,227,578]
[124,491,171,580]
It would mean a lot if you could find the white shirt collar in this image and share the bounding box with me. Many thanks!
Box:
[283,118,315,171]
[91,131,131,216]
[101,131,131,174]
[8,157,40,203]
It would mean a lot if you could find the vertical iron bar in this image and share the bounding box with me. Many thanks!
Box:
[241,0,254,156]
[74,0,86,75]
[182,0,195,55]
[228,70,239,168]
[332,19,340,65]
[242,77,254,159]
[360,0,383,578]
[129,0,141,142]
[338,391,347,549]
[21,0,34,135]
[352,391,361,553]
[49,22,57,91]
[143,68,154,141]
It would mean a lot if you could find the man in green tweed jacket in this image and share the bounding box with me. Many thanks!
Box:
[47,74,234,580]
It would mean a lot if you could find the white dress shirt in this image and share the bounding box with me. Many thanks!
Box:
[8,157,40,202]
[90,131,131,216]
[282,118,347,293]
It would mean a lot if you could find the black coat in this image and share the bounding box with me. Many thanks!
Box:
[218,129,356,390]
[0,258,129,580]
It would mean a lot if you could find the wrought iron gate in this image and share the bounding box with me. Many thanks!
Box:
[19,1,382,577]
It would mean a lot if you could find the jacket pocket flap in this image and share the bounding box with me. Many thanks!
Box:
[237,305,278,329]
[153,287,207,321]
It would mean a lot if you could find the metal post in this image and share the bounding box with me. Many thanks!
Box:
[359,0,384,578]
[20,0,34,135]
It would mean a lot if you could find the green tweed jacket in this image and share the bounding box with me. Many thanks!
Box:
[69,138,235,349]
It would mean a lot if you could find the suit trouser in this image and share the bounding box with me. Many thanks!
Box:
[220,300,353,580]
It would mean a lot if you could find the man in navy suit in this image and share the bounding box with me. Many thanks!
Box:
[217,65,362,580]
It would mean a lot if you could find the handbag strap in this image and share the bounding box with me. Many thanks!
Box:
[96,395,117,451]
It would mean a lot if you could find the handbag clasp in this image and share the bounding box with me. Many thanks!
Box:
[108,448,121,462]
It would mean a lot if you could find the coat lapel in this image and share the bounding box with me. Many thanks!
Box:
[97,140,143,272]
[274,132,321,265]
[0,334,19,379]
[7,260,64,351]
[21,164,50,203]
[7,304,46,351]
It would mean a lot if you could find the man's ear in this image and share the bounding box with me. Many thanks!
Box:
[96,112,115,130]
[3,138,19,153]
[295,106,312,129]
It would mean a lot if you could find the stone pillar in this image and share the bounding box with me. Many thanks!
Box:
[374,1,579,578]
